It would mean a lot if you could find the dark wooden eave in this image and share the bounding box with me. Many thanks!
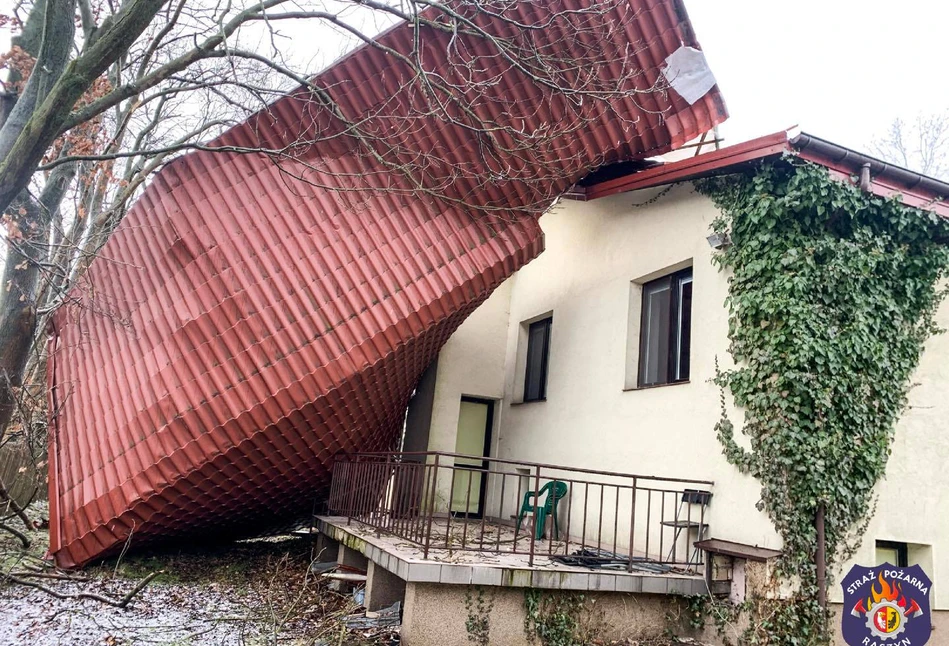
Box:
[695,538,782,562]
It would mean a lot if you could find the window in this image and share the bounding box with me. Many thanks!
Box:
[638,268,692,387]
[524,317,552,402]
[875,540,909,567]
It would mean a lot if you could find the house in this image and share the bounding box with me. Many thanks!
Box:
[46,0,727,568]
[314,130,949,645]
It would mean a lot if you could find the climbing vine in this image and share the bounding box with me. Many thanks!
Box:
[523,589,604,646]
[465,586,495,646]
[697,158,949,643]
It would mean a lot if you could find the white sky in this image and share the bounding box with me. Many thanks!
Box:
[0,0,945,153]
[685,0,948,151]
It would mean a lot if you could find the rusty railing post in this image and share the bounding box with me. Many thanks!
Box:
[529,464,541,567]
[378,453,391,537]
[423,453,440,560]
[346,460,354,526]
[628,477,637,572]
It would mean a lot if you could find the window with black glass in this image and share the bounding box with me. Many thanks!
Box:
[875,540,909,567]
[638,268,692,387]
[523,317,552,402]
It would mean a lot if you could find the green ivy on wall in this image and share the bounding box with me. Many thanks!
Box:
[696,158,949,643]
[523,589,605,646]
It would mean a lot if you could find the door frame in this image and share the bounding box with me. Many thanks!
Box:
[454,396,495,519]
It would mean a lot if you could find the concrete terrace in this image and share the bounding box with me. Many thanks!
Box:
[314,515,711,596]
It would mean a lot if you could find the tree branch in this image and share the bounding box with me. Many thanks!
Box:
[0,473,34,533]
[0,520,31,548]
[36,119,240,169]
[59,0,290,135]
[0,570,164,608]
[0,0,166,214]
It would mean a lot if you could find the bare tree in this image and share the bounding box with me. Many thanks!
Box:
[0,0,672,537]
[871,111,949,181]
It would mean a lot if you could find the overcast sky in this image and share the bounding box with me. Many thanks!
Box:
[0,0,945,153]
[686,0,947,151]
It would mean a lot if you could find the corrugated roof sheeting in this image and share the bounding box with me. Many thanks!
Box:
[48,0,726,567]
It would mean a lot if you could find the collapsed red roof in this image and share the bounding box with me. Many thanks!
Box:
[48,0,726,567]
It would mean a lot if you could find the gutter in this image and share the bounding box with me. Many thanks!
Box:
[790,133,949,214]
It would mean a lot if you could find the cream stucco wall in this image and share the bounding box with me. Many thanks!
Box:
[426,279,512,451]
[418,181,949,609]
[421,278,512,506]
[829,291,949,607]
[491,184,776,554]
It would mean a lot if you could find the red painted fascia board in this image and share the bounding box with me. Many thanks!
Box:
[585,130,949,218]
[584,130,792,200]
[795,148,949,218]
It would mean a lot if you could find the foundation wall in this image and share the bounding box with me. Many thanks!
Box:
[401,582,681,646]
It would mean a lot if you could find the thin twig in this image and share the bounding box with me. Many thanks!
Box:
[0,570,164,608]
[9,570,92,582]
[113,521,135,578]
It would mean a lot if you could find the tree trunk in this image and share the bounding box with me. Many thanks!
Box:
[0,0,76,164]
[0,196,44,439]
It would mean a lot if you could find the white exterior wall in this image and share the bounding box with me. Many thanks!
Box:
[421,182,949,608]
[834,297,949,606]
[493,184,776,555]
[425,279,512,457]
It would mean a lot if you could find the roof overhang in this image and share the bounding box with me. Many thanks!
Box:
[580,129,949,217]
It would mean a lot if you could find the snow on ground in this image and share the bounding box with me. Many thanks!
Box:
[0,577,259,645]
[0,529,362,646]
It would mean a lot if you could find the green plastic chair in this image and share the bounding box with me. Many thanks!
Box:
[515,480,568,540]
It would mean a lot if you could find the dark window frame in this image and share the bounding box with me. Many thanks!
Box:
[523,317,552,402]
[876,540,909,567]
[638,267,693,388]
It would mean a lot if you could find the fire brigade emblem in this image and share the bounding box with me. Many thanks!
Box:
[841,563,932,645]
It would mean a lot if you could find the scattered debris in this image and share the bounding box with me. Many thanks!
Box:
[345,600,401,630]
[343,600,402,644]
[319,563,368,593]
[323,572,368,583]
[311,560,339,574]
[1,533,384,645]
[552,548,673,573]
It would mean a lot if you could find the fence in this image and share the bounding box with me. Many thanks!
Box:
[327,451,713,569]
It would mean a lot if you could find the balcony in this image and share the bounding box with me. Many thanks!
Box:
[318,451,713,588]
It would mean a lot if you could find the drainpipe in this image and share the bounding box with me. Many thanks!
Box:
[816,503,827,610]
[859,163,872,192]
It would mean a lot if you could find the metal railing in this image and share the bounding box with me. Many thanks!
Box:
[326,451,713,570]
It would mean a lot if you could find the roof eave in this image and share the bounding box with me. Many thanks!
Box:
[791,133,949,217]
[582,130,792,200]
[582,130,949,218]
